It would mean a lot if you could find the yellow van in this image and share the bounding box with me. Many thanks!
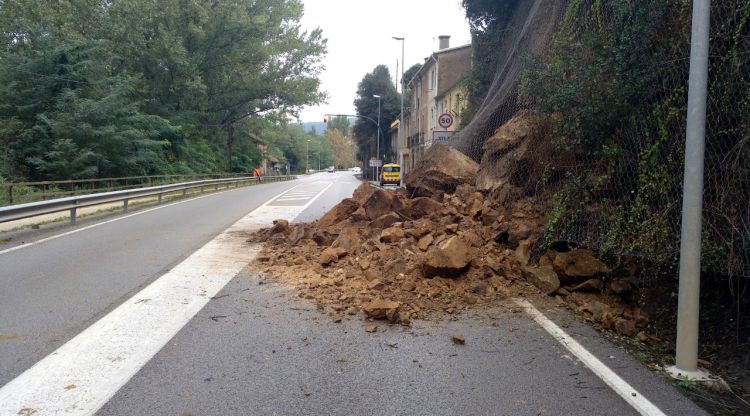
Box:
[380,163,401,186]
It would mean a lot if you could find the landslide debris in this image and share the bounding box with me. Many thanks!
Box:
[250,114,654,340]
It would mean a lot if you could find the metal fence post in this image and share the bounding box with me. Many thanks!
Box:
[70,207,77,225]
[123,199,129,213]
[668,0,711,380]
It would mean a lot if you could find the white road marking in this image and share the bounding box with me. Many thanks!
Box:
[513,299,667,416]
[0,182,297,256]
[0,182,332,416]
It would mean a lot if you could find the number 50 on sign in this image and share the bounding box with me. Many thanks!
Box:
[438,113,454,129]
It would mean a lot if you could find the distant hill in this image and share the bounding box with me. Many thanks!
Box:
[301,117,358,135]
[301,121,326,135]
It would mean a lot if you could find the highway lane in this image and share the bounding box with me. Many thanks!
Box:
[0,171,709,415]
[0,174,341,386]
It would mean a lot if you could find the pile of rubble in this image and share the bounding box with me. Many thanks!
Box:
[251,112,655,341]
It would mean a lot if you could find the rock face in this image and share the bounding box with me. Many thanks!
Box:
[476,111,556,193]
[317,198,360,228]
[422,236,474,277]
[405,144,479,197]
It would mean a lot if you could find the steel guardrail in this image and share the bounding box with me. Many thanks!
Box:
[0,176,295,225]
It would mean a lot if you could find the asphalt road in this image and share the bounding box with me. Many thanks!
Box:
[1,171,708,415]
[0,174,336,386]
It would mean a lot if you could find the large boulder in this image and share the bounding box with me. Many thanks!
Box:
[405,144,478,197]
[352,182,378,204]
[550,249,610,282]
[476,111,571,204]
[363,189,405,220]
[407,197,445,219]
[523,266,560,295]
[422,236,474,277]
[317,198,360,228]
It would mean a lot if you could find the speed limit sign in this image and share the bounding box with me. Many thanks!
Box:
[437,113,454,129]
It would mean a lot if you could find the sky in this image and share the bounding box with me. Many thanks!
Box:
[298,0,472,122]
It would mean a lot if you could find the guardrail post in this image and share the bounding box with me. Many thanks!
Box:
[70,207,77,225]
[158,193,163,204]
[182,189,187,198]
[123,199,129,213]
[201,185,204,193]
[8,185,12,205]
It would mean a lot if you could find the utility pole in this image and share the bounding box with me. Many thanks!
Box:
[393,37,405,177]
[373,94,381,182]
[668,0,712,382]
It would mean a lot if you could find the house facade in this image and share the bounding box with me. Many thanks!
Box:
[402,36,471,176]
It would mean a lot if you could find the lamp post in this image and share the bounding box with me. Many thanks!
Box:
[306,139,310,174]
[373,94,381,182]
[393,36,405,176]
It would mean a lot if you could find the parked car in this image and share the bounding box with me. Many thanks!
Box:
[326,166,335,173]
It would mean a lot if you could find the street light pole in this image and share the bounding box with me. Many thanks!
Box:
[373,94,381,182]
[306,139,309,174]
[393,36,405,175]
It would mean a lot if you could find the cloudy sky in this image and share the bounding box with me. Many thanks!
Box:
[298,0,471,122]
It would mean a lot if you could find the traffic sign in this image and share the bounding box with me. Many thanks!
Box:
[368,159,382,168]
[437,113,454,129]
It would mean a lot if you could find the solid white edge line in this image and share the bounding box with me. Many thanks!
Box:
[513,298,667,416]
[0,180,299,256]
[0,180,333,416]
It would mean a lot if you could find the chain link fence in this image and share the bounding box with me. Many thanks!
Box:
[455,0,749,281]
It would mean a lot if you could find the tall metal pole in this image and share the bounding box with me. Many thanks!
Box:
[306,139,309,174]
[669,0,711,379]
[376,95,381,182]
[393,37,405,177]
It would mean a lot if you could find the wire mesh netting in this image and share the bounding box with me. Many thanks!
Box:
[453,0,750,279]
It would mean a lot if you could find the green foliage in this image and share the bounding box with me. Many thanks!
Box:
[0,0,326,180]
[517,0,750,278]
[353,65,400,165]
[461,0,522,122]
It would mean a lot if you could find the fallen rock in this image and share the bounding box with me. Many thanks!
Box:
[405,145,479,197]
[523,266,560,295]
[363,324,378,333]
[579,300,609,322]
[363,189,405,220]
[614,318,638,337]
[408,197,445,219]
[317,198,360,228]
[552,249,610,281]
[571,279,604,292]
[417,234,435,251]
[380,227,405,243]
[271,219,290,235]
[476,111,558,193]
[319,247,348,266]
[362,299,401,320]
[371,213,401,230]
[332,227,362,252]
[451,334,466,345]
[422,236,474,277]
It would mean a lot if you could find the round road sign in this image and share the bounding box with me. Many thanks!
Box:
[437,113,454,129]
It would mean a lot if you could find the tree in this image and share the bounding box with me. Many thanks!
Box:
[326,115,350,136]
[0,0,328,180]
[326,128,355,169]
[401,63,422,111]
[352,65,400,168]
